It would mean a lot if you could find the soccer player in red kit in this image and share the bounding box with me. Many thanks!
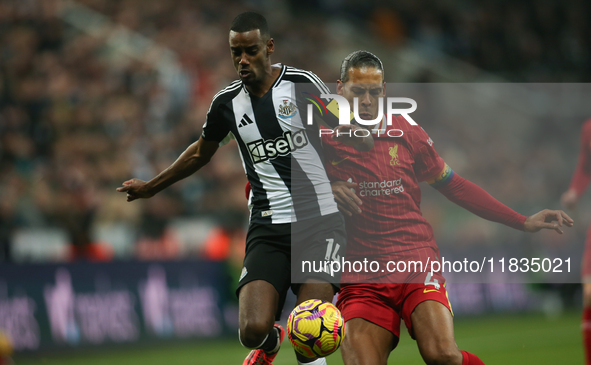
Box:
[322,51,573,365]
[561,119,591,365]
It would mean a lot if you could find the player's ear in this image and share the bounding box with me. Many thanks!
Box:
[382,82,386,96]
[266,38,274,56]
[336,80,344,95]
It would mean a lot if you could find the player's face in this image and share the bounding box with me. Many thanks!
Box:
[229,30,274,86]
[337,67,385,121]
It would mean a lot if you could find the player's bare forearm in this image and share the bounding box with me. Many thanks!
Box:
[117,137,219,201]
[149,139,216,192]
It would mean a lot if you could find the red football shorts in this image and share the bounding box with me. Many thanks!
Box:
[336,275,452,339]
[582,224,591,280]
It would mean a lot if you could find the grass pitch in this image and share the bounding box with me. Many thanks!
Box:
[15,311,583,365]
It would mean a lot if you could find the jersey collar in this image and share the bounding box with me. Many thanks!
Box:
[241,64,286,95]
[370,114,387,135]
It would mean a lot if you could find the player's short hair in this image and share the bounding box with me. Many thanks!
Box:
[230,12,270,40]
[340,50,385,83]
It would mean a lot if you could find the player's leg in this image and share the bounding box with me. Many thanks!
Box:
[582,282,591,365]
[402,276,485,365]
[291,279,336,365]
[238,223,291,364]
[340,318,397,365]
[409,300,485,365]
[411,300,463,365]
[295,278,335,305]
[238,280,279,348]
[337,284,400,365]
[581,227,591,365]
[290,213,348,364]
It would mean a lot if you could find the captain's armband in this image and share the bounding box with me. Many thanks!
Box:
[426,163,455,188]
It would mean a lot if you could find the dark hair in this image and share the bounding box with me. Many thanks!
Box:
[340,50,384,83]
[230,12,270,40]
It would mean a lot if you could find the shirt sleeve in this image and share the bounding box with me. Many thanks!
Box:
[293,73,339,129]
[436,173,527,231]
[411,125,446,182]
[201,97,231,143]
[569,120,591,196]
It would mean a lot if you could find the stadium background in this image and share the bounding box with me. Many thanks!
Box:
[0,0,590,363]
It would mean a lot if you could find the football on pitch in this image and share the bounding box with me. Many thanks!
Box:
[287,299,345,358]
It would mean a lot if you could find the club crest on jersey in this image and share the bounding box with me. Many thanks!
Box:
[277,99,298,119]
[389,145,400,166]
[247,130,309,164]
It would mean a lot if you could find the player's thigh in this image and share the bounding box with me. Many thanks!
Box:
[238,223,291,330]
[292,212,347,296]
[337,284,400,365]
[341,318,397,365]
[411,300,462,363]
[238,280,279,333]
[295,278,336,305]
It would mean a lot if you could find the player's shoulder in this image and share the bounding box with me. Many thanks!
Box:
[387,115,434,148]
[210,80,243,104]
[388,115,427,135]
[283,65,328,89]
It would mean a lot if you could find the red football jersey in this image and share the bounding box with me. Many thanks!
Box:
[569,119,591,196]
[322,116,446,282]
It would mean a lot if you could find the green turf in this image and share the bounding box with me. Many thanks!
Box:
[14,311,583,364]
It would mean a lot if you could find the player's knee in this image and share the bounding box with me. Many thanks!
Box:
[239,319,273,348]
[421,346,462,365]
[341,332,389,365]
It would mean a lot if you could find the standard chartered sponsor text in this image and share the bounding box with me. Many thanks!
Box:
[358,178,404,197]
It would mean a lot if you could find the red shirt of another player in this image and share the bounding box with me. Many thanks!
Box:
[569,119,591,196]
[323,116,448,283]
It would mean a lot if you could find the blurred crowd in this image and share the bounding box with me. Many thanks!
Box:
[323,0,591,81]
[0,0,588,263]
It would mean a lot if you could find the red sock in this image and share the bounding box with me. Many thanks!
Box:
[461,351,485,365]
[583,307,591,365]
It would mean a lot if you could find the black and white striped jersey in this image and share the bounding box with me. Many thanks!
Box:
[202,64,339,224]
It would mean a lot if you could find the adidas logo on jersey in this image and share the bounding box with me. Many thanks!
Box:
[238,114,254,128]
[247,130,309,164]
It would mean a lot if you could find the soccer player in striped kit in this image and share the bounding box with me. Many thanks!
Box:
[323,50,573,365]
[562,119,591,365]
[118,12,371,365]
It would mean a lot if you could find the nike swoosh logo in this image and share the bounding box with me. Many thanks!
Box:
[423,288,439,294]
[331,157,349,166]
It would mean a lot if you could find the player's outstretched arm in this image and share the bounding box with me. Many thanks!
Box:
[523,209,574,234]
[430,166,574,234]
[331,125,374,152]
[330,180,362,216]
[117,137,219,202]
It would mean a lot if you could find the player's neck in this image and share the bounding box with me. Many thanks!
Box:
[246,64,281,97]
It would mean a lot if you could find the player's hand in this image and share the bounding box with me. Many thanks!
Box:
[331,180,362,216]
[524,209,574,234]
[560,189,578,210]
[116,178,154,202]
[332,125,373,151]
